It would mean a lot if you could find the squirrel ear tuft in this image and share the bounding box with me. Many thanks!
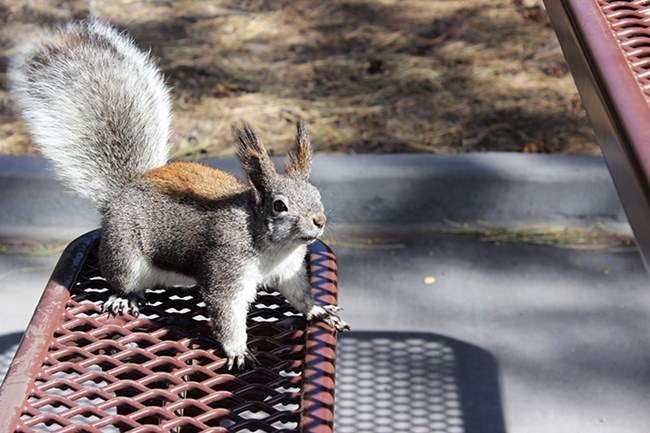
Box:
[283,119,312,180]
[236,125,276,200]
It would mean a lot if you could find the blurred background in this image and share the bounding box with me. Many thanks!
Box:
[0,0,596,158]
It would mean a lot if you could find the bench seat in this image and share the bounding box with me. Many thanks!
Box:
[0,230,339,433]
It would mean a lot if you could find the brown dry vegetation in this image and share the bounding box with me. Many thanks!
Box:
[0,0,598,157]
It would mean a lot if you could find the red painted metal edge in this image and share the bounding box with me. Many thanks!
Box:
[0,230,100,431]
[300,241,339,433]
[544,0,650,271]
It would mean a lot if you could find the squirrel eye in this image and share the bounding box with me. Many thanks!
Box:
[273,199,288,213]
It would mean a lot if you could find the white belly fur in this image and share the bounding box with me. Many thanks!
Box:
[125,255,197,293]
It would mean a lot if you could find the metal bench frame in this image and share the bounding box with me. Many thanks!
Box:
[545,0,650,271]
[0,230,339,432]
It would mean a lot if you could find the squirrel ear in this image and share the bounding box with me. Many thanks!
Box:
[237,125,276,200]
[283,119,312,180]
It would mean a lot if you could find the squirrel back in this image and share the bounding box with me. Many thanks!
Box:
[9,20,172,212]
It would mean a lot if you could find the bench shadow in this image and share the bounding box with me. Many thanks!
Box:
[0,332,24,384]
[335,331,506,433]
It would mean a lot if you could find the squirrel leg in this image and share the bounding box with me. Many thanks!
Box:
[201,274,259,370]
[99,248,151,317]
[277,265,350,332]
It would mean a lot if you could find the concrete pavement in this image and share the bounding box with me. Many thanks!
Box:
[1,153,648,433]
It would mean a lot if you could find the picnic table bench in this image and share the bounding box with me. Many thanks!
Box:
[545,0,650,271]
[0,230,339,432]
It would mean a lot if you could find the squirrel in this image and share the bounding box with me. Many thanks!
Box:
[9,20,349,369]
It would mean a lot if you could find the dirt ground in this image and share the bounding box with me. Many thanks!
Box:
[0,0,598,158]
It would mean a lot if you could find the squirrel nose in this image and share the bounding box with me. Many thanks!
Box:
[313,213,327,229]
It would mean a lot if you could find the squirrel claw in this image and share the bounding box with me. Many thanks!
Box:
[308,305,350,332]
[103,294,142,317]
[323,305,343,314]
[323,313,351,332]
[227,349,260,371]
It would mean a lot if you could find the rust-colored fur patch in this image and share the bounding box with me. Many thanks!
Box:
[143,162,247,201]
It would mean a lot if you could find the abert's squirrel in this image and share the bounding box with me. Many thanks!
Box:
[9,20,349,369]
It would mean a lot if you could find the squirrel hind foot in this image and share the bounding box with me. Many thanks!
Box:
[103,293,144,317]
[226,348,260,371]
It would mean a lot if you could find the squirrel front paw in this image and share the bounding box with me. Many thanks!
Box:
[103,293,143,317]
[226,348,260,371]
[307,305,351,332]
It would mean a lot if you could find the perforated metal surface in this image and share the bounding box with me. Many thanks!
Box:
[599,1,650,99]
[0,231,338,433]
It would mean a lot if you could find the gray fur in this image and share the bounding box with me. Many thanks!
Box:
[10,20,348,370]
[8,20,171,212]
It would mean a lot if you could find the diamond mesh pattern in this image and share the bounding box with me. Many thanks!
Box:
[600,1,650,99]
[0,231,338,433]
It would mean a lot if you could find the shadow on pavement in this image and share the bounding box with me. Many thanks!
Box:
[335,331,506,433]
[0,332,23,383]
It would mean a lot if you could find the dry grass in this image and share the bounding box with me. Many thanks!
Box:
[444,222,636,252]
[0,238,65,256]
[0,0,597,157]
[323,223,636,253]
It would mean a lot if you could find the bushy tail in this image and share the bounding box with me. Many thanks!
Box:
[8,20,172,211]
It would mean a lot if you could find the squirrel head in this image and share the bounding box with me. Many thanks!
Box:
[237,120,326,246]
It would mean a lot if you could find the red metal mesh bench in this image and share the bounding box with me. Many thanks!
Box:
[545,0,650,270]
[0,230,339,432]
